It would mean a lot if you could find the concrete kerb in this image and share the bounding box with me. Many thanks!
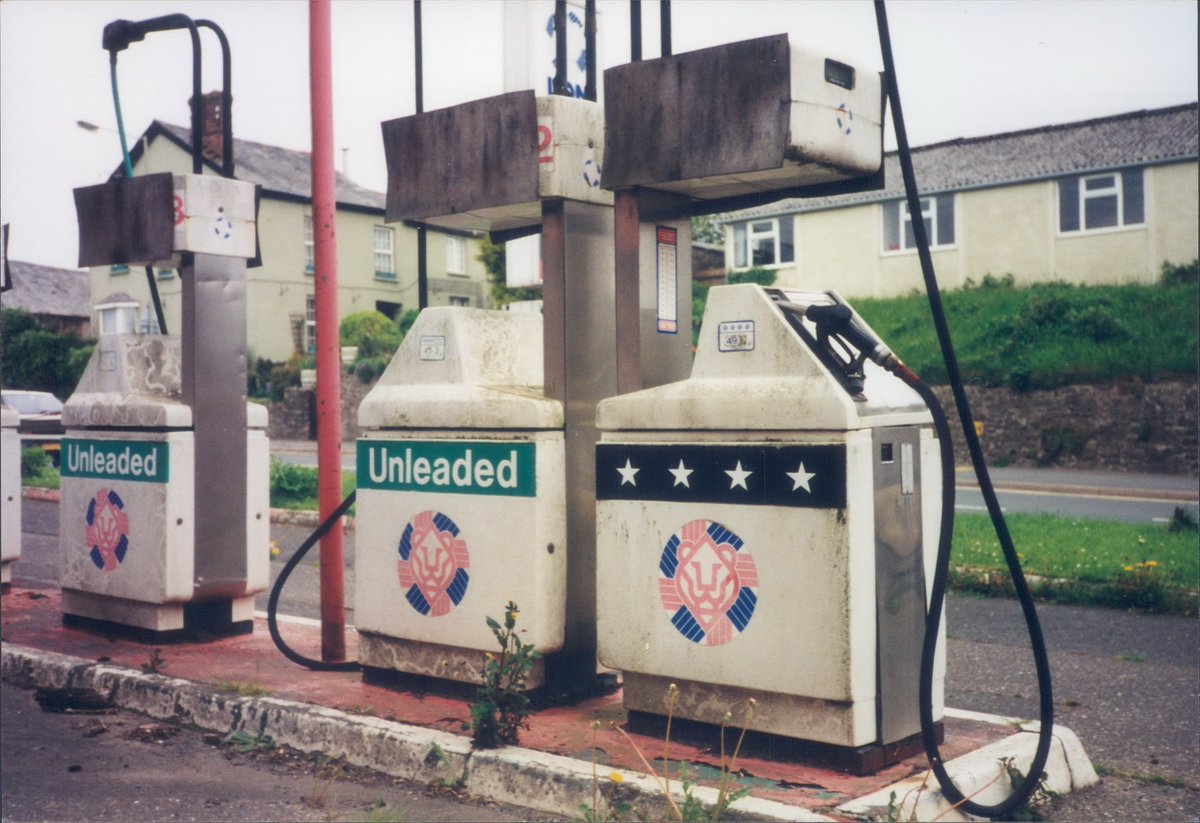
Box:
[0,643,829,821]
[1,643,1098,822]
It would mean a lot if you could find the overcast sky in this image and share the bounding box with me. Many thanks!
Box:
[1,0,1195,270]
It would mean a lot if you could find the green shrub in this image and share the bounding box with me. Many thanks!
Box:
[1160,258,1198,286]
[268,457,318,503]
[20,446,48,478]
[339,311,402,360]
[266,356,311,402]
[726,266,777,287]
[0,310,95,399]
[354,356,389,384]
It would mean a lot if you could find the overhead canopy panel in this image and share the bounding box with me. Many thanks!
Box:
[382,91,611,233]
[602,35,883,205]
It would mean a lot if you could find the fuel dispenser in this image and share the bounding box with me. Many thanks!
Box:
[366,84,632,695]
[596,284,944,762]
[1,405,19,591]
[59,15,268,637]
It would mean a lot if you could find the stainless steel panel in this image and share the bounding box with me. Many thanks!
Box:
[637,217,692,389]
[542,199,616,693]
[181,253,248,599]
[872,425,926,744]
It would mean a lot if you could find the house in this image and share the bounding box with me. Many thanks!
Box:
[1,260,93,337]
[88,93,490,364]
[722,103,1199,297]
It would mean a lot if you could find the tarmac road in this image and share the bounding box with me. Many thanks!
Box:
[13,496,1200,821]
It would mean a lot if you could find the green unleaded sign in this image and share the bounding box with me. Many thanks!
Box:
[357,440,535,497]
[61,438,170,484]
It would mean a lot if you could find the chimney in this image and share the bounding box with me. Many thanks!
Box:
[189,91,224,162]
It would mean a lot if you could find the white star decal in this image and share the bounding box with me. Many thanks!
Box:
[617,458,640,486]
[787,462,816,492]
[725,460,752,490]
[668,459,694,488]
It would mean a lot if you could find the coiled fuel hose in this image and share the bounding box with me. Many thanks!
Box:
[875,1,1056,816]
[266,490,361,672]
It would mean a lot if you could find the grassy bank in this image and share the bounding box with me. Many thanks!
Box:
[951,511,1198,614]
[853,277,1198,390]
[268,458,356,513]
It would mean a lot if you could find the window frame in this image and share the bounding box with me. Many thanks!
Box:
[1058,169,1145,236]
[730,217,795,270]
[96,301,138,336]
[447,295,471,307]
[373,225,396,281]
[304,215,314,274]
[444,236,466,275]
[881,194,956,254]
[304,294,316,354]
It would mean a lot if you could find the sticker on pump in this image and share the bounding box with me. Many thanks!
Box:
[717,320,755,352]
[659,519,757,646]
[85,488,130,572]
[397,510,470,617]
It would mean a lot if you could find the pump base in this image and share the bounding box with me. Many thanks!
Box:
[61,589,255,642]
[628,709,941,776]
[359,631,547,691]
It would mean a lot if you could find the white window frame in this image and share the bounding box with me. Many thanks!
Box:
[373,226,395,280]
[304,294,316,354]
[881,195,955,254]
[445,236,466,275]
[448,295,470,307]
[1080,173,1121,232]
[96,301,138,336]
[1058,169,1146,236]
[731,217,794,270]
[304,215,314,273]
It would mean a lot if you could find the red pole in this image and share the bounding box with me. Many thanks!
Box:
[309,0,345,662]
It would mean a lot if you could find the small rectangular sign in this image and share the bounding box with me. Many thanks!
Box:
[61,438,170,484]
[717,320,755,352]
[419,335,446,361]
[358,440,536,497]
[655,225,678,334]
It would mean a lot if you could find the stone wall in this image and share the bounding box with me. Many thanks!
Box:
[930,379,1197,476]
[269,374,1198,477]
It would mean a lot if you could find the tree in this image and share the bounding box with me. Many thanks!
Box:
[691,214,726,245]
[0,309,95,398]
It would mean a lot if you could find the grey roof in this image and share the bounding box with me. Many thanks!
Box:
[1,261,91,318]
[126,122,385,211]
[728,103,1199,221]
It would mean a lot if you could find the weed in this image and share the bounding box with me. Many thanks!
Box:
[140,648,166,674]
[214,680,271,697]
[225,714,275,753]
[345,703,376,716]
[469,601,540,748]
[1167,506,1197,533]
[580,721,634,822]
[1116,652,1148,663]
[359,801,407,822]
[998,757,1057,820]
[1160,258,1198,286]
[1037,424,1090,465]
[306,755,348,809]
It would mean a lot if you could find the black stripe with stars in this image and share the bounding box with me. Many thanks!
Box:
[596,443,846,508]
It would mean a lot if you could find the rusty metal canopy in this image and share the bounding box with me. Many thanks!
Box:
[602,35,791,191]
[74,173,174,267]
[382,90,540,225]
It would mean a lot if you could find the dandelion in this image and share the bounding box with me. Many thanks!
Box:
[1123,565,1134,572]
[1146,560,1159,568]
[609,772,624,784]
[1138,536,1146,545]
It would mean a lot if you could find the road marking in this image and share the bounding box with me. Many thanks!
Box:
[963,487,1196,505]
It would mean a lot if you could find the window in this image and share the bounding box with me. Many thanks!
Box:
[1059,169,1144,233]
[448,295,470,307]
[156,268,174,279]
[376,300,403,321]
[445,237,466,275]
[96,302,138,336]
[374,226,395,280]
[138,305,161,335]
[304,215,314,273]
[881,195,955,252]
[732,218,794,268]
[304,294,316,354]
[109,264,129,275]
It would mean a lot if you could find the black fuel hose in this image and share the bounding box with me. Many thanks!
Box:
[875,1,1055,816]
[266,490,361,672]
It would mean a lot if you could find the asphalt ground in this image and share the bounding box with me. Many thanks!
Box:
[11,496,1200,821]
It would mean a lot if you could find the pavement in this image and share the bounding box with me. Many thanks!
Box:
[11,454,1197,820]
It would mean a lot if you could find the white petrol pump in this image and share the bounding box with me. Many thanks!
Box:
[595,285,945,759]
[1,405,20,591]
[62,18,268,637]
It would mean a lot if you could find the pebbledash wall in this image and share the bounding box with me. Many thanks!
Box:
[267,374,1197,476]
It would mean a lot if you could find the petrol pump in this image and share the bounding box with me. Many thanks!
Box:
[1,405,19,592]
[59,16,269,638]
[592,36,944,767]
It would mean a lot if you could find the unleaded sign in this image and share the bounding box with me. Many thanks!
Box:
[357,440,536,497]
[61,438,170,483]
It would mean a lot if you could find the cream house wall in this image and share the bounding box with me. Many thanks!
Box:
[88,133,489,363]
[731,159,1198,298]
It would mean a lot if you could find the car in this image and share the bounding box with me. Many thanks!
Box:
[2,389,65,464]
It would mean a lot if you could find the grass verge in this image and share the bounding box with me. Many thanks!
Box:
[951,512,1198,615]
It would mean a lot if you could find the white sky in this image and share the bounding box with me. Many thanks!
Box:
[1,0,1196,270]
